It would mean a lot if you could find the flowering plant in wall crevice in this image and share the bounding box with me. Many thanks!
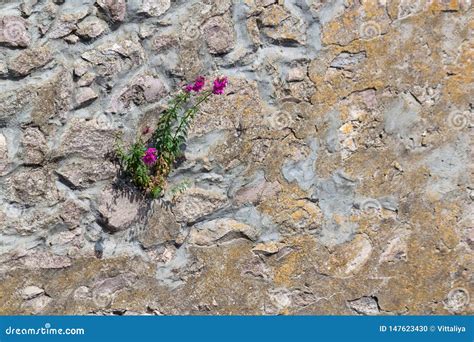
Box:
[115,75,228,198]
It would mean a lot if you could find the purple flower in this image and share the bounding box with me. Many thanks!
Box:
[184,76,206,93]
[142,147,158,166]
[192,76,205,92]
[212,76,228,95]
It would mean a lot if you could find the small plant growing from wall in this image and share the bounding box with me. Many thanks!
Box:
[116,75,228,198]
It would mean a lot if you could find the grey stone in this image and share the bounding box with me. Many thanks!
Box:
[172,187,228,223]
[21,286,45,300]
[74,60,89,77]
[20,1,39,17]
[260,5,306,45]
[0,133,8,174]
[8,45,54,77]
[107,74,166,113]
[81,36,145,77]
[48,6,90,39]
[22,295,52,314]
[282,140,318,191]
[10,168,58,205]
[57,159,116,190]
[286,67,306,82]
[233,206,279,242]
[22,251,72,269]
[383,93,421,136]
[58,199,88,229]
[74,87,98,108]
[139,207,180,248]
[76,16,108,39]
[0,16,31,48]
[189,218,259,246]
[233,172,281,205]
[444,288,470,313]
[348,296,380,315]
[257,0,276,7]
[156,247,203,289]
[312,170,359,246]
[92,273,137,307]
[150,34,177,52]
[330,52,367,70]
[55,118,116,159]
[137,0,171,17]
[378,196,398,212]
[0,60,7,76]
[20,127,48,164]
[77,72,96,87]
[97,187,141,233]
[96,0,126,23]
[202,15,235,55]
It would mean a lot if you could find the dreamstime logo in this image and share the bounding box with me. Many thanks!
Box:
[268,110,294,130]
[447,110,472,130]
[359,198,382,218]
[397,0,430,19]
[92,289,113,307]
[444,287,470,313]
[182,197,208,221]
[182,21,200,41]
[359,21,381,40]
[3,20,28,42]
[4,322,85,336]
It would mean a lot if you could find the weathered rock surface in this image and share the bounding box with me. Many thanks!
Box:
[135,0,171,17]
[76,16,108,39]
[172,187,228,223]
[48,6,90,39]
[202,15,235,55]
[8,45,54,77]
[0,133,9,174]
[0,16,31,48]
[74,87,98,108]
[0,0,472,316]
[97,187,141,233]
[108,73,166,113]
[20,127,48,164]
[8,168,59,205]
[96,0,126,23]
[55,118,116,159]
[189,218,259,246]
[260,4,306,45]
[21,286,45,300]
[56,159,116,189]
[81,36,145,79]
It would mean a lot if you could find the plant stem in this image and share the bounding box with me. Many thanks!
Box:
[153,92,189,143]
[173,90,212,141]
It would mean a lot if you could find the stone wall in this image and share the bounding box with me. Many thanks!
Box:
[0,0,472,315]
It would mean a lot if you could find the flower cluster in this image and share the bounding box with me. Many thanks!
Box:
[142,147,157,166]
[185,75,206,92]
[116,75,228,197]
[212,77,228,95]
